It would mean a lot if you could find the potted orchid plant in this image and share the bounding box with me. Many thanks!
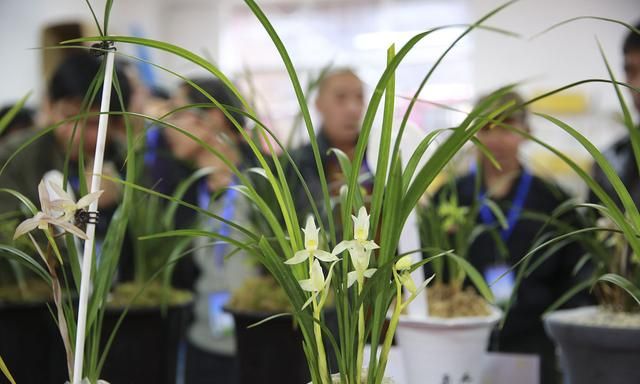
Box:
[59,0,523,382]
[0,6,138,382]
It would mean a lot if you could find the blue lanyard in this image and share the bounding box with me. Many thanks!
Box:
[144,126,161,167]
[197,178,238,268]
[477,169,533,242]
[68,175,80,192]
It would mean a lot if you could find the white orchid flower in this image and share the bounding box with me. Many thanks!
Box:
[13,179,102,240]
[13,180,89,240]
[47,181,103,223]
[333,207,379,287]
[333,207,379,256]
[286,216,338,265]
[298,259,337,310]
[14,212,89,240]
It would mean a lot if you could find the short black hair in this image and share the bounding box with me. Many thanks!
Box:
[0,104,35,138]
[48,52,131,112]
[182,78,246,129]
[623,21,640,55]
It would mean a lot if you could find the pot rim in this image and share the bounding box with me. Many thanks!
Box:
[398,306,502,329]
[544,305,640,330]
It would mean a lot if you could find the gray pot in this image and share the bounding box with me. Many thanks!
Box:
[543,306,640,384]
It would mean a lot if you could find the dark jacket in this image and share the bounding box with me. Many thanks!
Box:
[284,130,373,227]
[590,136,640,207]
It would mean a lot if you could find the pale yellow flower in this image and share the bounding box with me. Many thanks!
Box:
[298,259,337,310]
[286,216,338,265]
[333,207,379,287]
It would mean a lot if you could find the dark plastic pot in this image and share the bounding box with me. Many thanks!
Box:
[227,308,338,384]
[99,300,193,384]
[544,306,640,384]
[0,300,68,384]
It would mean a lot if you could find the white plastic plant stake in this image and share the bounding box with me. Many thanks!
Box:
[397,209,428,318]
[72,46,116,384]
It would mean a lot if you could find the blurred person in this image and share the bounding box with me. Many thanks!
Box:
[590,21,640,207]
[286,68,370,222]
[0,52,131,233]
[151,77,258,384]
[0,104,35,140]
[425,90,592,384]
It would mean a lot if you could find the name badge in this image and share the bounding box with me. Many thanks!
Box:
[208,291,234,338]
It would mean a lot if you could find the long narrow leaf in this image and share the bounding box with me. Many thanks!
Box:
[0,355,16,384]
[597,274,640,307]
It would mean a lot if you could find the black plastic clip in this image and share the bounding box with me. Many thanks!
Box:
[90,41,116,57]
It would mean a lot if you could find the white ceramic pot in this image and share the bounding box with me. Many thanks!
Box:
[396,307,501,384]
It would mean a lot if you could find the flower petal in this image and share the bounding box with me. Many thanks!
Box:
[310,259,325,291]
[13,215,42,239]
[298,278,315,292]
[363,268,376,278]
[54,220,89,240]
[332,240,355,256]
[302,216,320,251]
[286,250,310,265]
[313,250,339,263]
[363,240,379,251]
[353,207,370,241]
[76,190,104,209]
[48,180,74,204]
[38,181,53,215]
[347,271,358,288]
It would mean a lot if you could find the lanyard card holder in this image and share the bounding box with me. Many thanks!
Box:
[484,263,515,305]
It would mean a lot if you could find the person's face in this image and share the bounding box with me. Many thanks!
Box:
[476,117,526,168]
[624,49,640,113]
[47,98,122,161]
[316,73,364,146]
[166,87,228,162]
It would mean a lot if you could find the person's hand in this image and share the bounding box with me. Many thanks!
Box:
[195,133,239,192]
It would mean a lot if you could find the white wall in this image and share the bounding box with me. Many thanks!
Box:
[469,0,638,197]
[471,0,637,95]
[0,0,223,108]
[0,0,637,117]
[471,0,637,116]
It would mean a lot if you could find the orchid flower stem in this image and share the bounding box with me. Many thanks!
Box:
[356,280,365,384]
[312,300,330,384]
[308,254,330,384]
[376,273,404,384]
